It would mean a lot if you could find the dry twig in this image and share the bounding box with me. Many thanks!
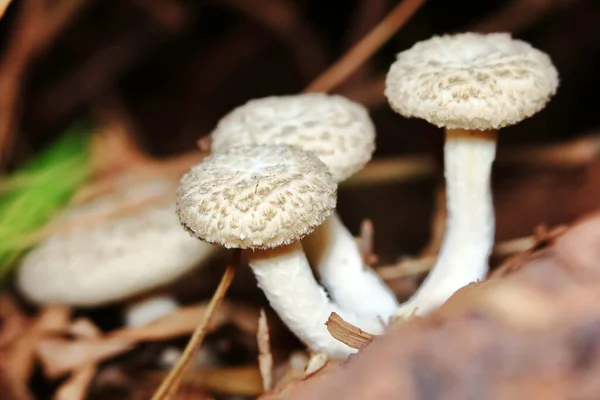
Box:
[304,0,426,93]
[151,265,236,400]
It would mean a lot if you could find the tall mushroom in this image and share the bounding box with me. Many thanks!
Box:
[384,32,559,317]
[17,175,219,327]
[177,144,384,358]
[210,93,398,321]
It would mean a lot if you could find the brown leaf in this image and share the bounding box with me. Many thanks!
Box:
[265,212,600,399]
[257,309,273,392]
[37,337,133,379]
[0,306,71,383]
[67,318,102,340]
[262,358,344,399]
[54,364,97,400]
[325,312,375,350]
[0,365,33,400]
[0,294,28,348]
[142,366,263,396]
[110,300,257,342]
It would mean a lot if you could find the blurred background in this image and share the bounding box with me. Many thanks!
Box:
[2,0,599,260]
[1,0,599,257]
[1,0,599,398]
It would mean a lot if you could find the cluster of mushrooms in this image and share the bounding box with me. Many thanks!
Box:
[16,33,559,359]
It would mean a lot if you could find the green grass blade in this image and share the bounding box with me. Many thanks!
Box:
[0,123,94,283]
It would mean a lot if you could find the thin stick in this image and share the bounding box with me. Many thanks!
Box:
[303,0,426,93]
[150,265,236,400]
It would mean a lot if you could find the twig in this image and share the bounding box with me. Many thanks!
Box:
[339,0,388,88]
[304,0,426,93]
[342,154,435,188]
[151,265,236,400]
[376,234,539,281]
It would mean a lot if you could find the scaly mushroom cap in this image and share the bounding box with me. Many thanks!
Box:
[385,32,559,130]
[210,93,375,182]
[177,144,337,249]
[17,176,216,306]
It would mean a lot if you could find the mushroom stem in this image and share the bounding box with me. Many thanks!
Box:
[246,241,384,358]
[303,212,398,320]
[124,293,179,327]
[397,129,497,317]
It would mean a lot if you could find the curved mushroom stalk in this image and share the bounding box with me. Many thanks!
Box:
[303,212,398,320]
[247,242,385,358]
[124,293,180,327]
[396,130,496,317]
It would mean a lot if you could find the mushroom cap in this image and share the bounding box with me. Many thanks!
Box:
[17,176,216,307]
[210,93,375,182]
[177,144,337,250]
[385,32,559,130]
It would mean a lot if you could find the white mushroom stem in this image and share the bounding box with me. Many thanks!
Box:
[124,293,179,327]
[246,241,385,358]
[302,212,398,320]
[396,129,497,317]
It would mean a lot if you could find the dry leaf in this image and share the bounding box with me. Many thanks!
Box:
[67,318,102,340]
[53,318,103,400]
[110,300,257,342]
[0,306,71,383]
[54,364,97,400]
[0,294,28,348]
[261,358,344,399]
[325,312,375,350]
[257,309,273,392]
[142,366,263,396]
[37,337,133,379]
[0,365,33,400]
[265,213,600,399]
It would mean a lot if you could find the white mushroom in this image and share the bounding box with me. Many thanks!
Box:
[385,32,559,317]
[210,93,398,321]
[177,144,384,358]
[17,175,219,326]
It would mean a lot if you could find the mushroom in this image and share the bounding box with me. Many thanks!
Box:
[17,175,219,327]
[210,93,398,321]
[385,32,559,317]
[177,144,384,358]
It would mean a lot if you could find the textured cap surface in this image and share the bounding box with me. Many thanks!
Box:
[17,175,216,306]
[177,144,337,249]
[385,32,559,130]
[210,93,375,182]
